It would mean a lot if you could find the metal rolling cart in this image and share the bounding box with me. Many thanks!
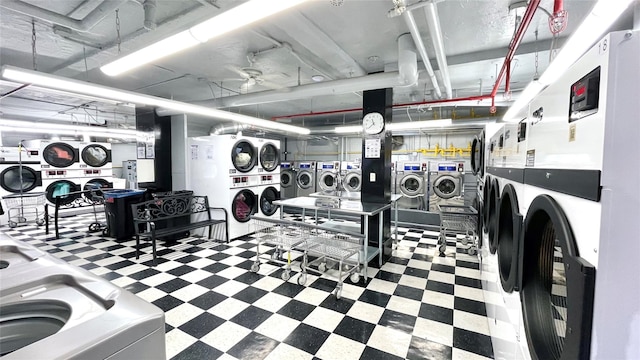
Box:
[437,204,478,256]
[2,192,46,228]
[251,216,313,283]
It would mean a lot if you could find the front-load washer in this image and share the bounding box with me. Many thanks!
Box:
[257,183,281,219]
[0,237,166,359]
[37,140,82,170]
[80,177,114,203]
[0,149,43,227]
[295,162,316,197]
[317,161,340,192]
[339,161,361,193]
[256,139,280,174]
[229,187,259,239]
[428,162,464,212]
[41,169,84,206]
[191,135,259,176]
[396,161,427,210]
[280,162,297,199]
[79,142,112,172]
[484,30,640,360]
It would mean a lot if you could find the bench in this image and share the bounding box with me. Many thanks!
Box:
[131,194,228,265]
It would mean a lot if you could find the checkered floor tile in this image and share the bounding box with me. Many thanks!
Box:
[0,212,494,360]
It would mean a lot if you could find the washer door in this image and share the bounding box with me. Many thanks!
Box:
[343,172,361,192]
[82,144,111,167]
[471,133,484,177]
[399,173,425,198]
[232,189,258,223]
[82,178,113,202]
[483,175,492,234]
[433,174,460,199]
[259,143,279,172]
[0,166,41,193]
[281,170,294,188]
[497,184,522,293]
[45,180,81,205]
[521,195,596,360]
[42,143,79,168]
[296,170,313,189]
[319,172,337,191]
[488,177,500,254]
[260,186,280,216]
[474,197,484,248]
[230,140,257,173]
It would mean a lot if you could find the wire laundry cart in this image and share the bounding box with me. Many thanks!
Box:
[2,192,46,228]
[437,204,478,256]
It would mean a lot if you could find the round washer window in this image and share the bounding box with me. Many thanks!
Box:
[82,145,109,167]
[281,172,291,186]
[83,178,112,202]
[0,166,39,193]
[43,143,77,168]
[260,187,280,216]
[232,189,257,222]
[259,143,279,172]
[297,172,312,188]
[230,140,257,173]
[46,180,81,205]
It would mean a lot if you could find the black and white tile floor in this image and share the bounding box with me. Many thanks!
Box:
[1,213,494,360]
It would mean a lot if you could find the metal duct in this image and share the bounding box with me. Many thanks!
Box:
[143,0,158,31]
[210,123,250,135]
[423,2,453,99]
[0,0,128,32]
[157,33,418,114]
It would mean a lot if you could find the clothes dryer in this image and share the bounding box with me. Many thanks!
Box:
[79,142,112,173]
[339,161,361,193]
[317,161,340,192]
[37,140,83,170]
[256,138,280,174]
[396,161,427,210]
[280,162,297,199]
[484,30,640,360]
[295,162,316,197]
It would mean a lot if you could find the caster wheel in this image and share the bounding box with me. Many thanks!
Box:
[318,263,326,272]
[9,221,17,228]
[281,270,291,281]
[468,247,477,256]
[438,243,446,254]
[36,219,44,226]
[250,263,260,273]
[334,285,342,299]
[350,273,360,284]
[89,223,100,232]
[18,217,26,223]
[271,251,279,260]
[437,235,445,245]
[102,228,109,237]
[461,237,469,246]
[297,273,307,285]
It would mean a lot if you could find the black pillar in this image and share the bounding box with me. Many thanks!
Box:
[361,88,393,264]
[135,107,172,193]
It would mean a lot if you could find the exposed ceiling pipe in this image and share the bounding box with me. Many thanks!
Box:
[400,3,443,99]
[423,2,453,99]
[143,0,158,31]
[210,123,250,135]
[0,0,128,32]
[490,0,541,109]
[157,33,418,114]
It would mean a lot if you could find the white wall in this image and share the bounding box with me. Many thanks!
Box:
[111,143,137,178]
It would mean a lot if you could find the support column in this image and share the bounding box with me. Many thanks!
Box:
[361,88,393,264]
[136,107,172,192]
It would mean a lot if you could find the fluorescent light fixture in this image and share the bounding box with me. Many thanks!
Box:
[101,0,309,76]
[1,66,310,135]
[0,119,140,139]
[503,0,634,121]
[334,119,452,133]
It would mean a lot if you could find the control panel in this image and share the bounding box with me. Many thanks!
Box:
[230,175,258,188]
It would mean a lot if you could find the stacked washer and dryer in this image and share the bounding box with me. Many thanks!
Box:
[481,31,640,360]
[0,147,43,226]
[256,139,281,219]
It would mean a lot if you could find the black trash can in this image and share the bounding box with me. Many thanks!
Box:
[152,190,194,243]
[103,189,146,241]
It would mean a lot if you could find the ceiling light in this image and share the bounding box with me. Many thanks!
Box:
[311,75,325,82]
[1,66,310,135]
[503,0,634,121]
[0,119,140,138]
[334,119,452,133]
[101,0,310,76]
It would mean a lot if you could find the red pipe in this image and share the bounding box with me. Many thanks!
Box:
[490,0,541,98]
[554,0,563,14]
[505,61,511,94]
[271,95,494,120]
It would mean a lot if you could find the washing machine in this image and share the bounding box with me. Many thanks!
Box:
[79,142,112,173]
[0,148,43,226]
[428,162,464,212]
[484,30,640,360]
[0,237,166,359]
[256,138,280,175]
[188,136,260,240]
[340,161,361,193]
[471,130,486,236]
[41,169,85,206]
[396,161,427,210]
[280,162,297,199]
[257,174,281,219]
[36,140,83,170]
[295,161,316,197]
[317,161,340,192]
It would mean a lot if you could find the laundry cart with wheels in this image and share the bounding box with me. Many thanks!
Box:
[437,204,478,256]
[2,192,46,228]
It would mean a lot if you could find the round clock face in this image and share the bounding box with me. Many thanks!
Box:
[363,112,384,134]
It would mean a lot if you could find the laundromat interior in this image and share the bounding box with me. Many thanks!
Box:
[0,1,639,359]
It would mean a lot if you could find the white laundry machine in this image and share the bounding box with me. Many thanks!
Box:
[317,161,340,192]
[41,169,84,206]
[396,161,427,210]
[427,162,463,212]
[257,177,281,219]
[0,237,166,359]
[79,142,112,173]
[295,162,315,197]
[471,130,486,237]
[484,30,640,360]
[188,136,260,240]
[280,162,297,199]
[256,138,280,175]
[36,140,83,170]
[339,161,361,193]
[0,148,44,227]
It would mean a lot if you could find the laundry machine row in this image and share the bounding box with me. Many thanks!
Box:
[480,30,640,360]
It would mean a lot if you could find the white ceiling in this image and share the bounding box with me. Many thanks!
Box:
[0,0,634,133]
